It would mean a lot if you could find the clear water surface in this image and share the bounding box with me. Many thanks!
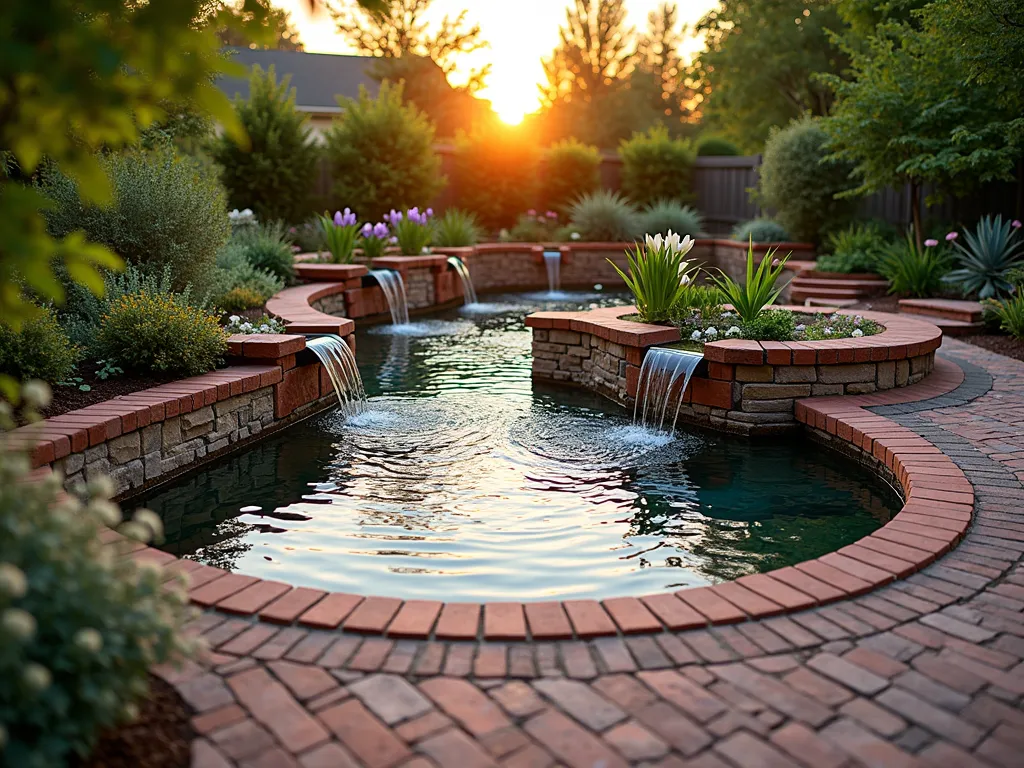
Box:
[135,292,899,601]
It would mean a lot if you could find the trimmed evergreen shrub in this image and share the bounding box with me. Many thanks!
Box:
[211,65,321,225]
[696,135,741,157]
[229,221,295,283]
[731,218,791,243]
[756,116,856,243]
[639,201,703,238]
[325,82,444,221]
[0,309,79,384]
[539,139,601,213]
[568,191,643,242]
[452,125,538,231]
[97,292,227,377]
[39,147,229,291]
[619,126,695,207]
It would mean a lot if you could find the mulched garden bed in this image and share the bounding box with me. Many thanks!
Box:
[956,334,1024,363]
[43,361,170,418]
[78,675,192,768]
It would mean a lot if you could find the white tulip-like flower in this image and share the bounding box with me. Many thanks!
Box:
[690,330,703,341]
[0,563,27,599]
[645,233,664,252]
[241,208,253,217]
[726,326,741,336]
[2,608,36,641]
[852,328,864,337]
[704,327,718,337]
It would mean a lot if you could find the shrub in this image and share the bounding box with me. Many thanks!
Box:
[217,286,266,313]
[944,215,1024,299]
[452,125,538,231]
[97,292,227,377]
[639,200,703,239]
[317,209,360,264]
[756,116,856,243]
[696,135,741,157]
[539,139,601,212]
[877,233,953,298]
[619,126,695,207]
[611,233,697,323]
[325,82,444,221]
[209,245,284,311]
[211,65,320,224]
[993,294,1024,339]
[505,211,562,243]
[0,309,79,384]
[742,308,797,341]
[433,209,482,247]
[711,242,792,324]
[568,190,642,242]
[0,386,192,767]
[291,218,326,254]
[731,218,790,243]
[39,147,229,291]
[231,221,295,282]
[817,222,891,274]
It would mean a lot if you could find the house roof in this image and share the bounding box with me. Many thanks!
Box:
[216,48,380,112]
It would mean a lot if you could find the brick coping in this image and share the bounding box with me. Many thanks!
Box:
[106,355,972,643]
[525,305,943,366]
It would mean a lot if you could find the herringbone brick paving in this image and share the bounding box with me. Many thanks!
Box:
[163,339,1024,767]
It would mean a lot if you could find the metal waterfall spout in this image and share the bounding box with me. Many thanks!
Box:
[305,335,366,416]
[543,250,561,293]
[633,347,705,434]
[369,268,410,325]
[446,256,478,305]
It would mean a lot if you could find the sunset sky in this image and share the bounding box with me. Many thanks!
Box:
[276,1,718,122]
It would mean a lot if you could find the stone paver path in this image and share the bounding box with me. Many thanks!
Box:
[163,338,1024,768]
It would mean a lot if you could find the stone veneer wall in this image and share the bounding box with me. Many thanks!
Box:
[527,307,942,436]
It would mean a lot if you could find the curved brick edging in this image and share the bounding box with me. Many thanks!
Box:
[527,306,943,435]
[106,357,970,647]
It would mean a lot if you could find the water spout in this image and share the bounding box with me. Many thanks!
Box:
[306,335,366,417]
[446,256,478,305]
[370,269,410,325]
[633,347,704,434]
[543,250,561,294]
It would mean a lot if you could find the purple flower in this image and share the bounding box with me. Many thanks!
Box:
[527,209,536,216]
[425,208,433,218]
[924,238,938,247]
[1013,220,1022,229]
[373,222,389,238]
[333,211,344,226]
[388,209,402,224]
[945,231,958,241]
[361,223,373,237]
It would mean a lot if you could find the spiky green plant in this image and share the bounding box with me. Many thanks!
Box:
[878,233,952,297]
[609,237,698,323]
[994,293,1024,339]
[944,215,1024,299]
[433,209,483,247]
[639,200,703,239]
[568,190,642,242]
[711,240,792,324]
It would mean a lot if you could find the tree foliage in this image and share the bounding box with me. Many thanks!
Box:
[203,0,304,50]
[635,3,693,133]
[688,0,849,151]
[211,65,321,223]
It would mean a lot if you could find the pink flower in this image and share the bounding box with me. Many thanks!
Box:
[546,211,558,219]
[1012,220,1022,229]
[924,238,938,247]
[945,231,958,241]
[526,209,536,216]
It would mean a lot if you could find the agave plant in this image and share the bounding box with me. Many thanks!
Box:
[609,231,697,323]
[569,190,642,242]
[944,215,1024,299]
[710,240,792,324]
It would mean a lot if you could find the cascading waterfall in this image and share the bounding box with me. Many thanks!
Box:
[633,347,704,434]
[370,269,410,325]
[446,256,478,305]
[543,250,561,293]
[306,335,366,417]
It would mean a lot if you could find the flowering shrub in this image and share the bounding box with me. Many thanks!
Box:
[611,231,697,323]
[878,232,952,297]
[97,292,227,377]
[675,308,881,344]
[711,241,792,324]
[505,210,563,242]
[0,384,194,766]
[317,209,360,264]
[387,207,433,255]
[0,308,80,384]
[224,314,287,335]
[228,208,257,234]
[797,312,882,341]
[358,221,390,260]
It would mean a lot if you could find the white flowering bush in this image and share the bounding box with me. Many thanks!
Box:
[0,383,195,767]
[224,314,287,335]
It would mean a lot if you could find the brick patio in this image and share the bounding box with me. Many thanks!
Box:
[158,338,1024,768]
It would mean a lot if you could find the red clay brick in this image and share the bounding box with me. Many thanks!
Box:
[298,593,362,630]
[523,601,573,640]
[484,603,527,641]
[386,600,442,639]
[434,603,482,641]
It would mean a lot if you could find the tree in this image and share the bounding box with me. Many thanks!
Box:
[331,0,489,92]
[205,0,305,51]
[541,0,637,108]
[822,18,1021,249]
[687,0,849,151]
[635,3,693,133]
[211,65,321,223]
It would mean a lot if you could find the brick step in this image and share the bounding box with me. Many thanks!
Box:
[791,286,872,302]
[800,297,861,308]
[898,298,984,324]
[791,277,890,291]
[901,315,985,337]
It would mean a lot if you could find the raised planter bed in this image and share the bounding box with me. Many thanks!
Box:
[526,306,943,435]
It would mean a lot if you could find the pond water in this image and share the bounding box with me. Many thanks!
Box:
[136,292,900,601]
